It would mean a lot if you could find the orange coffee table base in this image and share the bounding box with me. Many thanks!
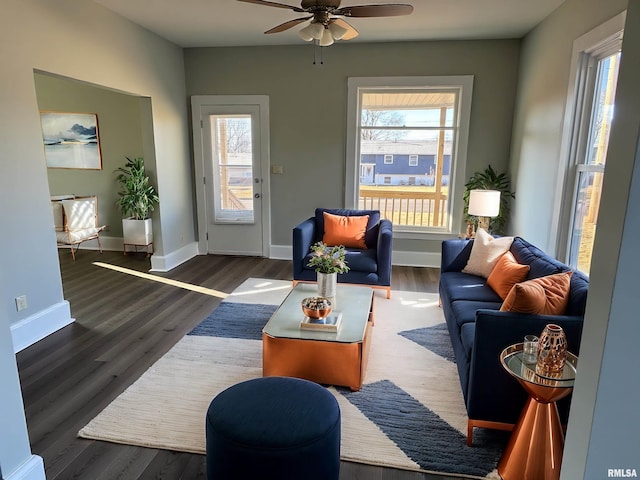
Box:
[262,321,372,391]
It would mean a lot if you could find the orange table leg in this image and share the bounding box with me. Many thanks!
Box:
[498,397,565,480]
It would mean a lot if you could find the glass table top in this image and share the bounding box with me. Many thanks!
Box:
[500,343,578,388]
[262,283,374,343]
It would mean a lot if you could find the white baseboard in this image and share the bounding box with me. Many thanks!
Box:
[270,244,292,260]
[5,455,46,480]
[268,245,441,268]
[150,242,199,272]
[57,235,123,253]
[10,301,73,353]
[393,250,441,268]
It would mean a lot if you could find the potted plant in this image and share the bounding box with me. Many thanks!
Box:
[115,157,159,251]
[463,165,515,234]
[307,242,350,299]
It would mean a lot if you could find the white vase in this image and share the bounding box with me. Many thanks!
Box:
[317,272,337,299]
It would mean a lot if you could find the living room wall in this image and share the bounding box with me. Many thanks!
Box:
[35,72,145,238]
[509,0,627,253]
[0,1,191,476]
[184,39,521,261]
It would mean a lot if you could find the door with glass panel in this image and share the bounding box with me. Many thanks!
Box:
[201,105,266,256]
[567,51,620,275]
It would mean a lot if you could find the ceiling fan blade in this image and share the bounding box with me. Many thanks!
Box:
[335,4,414,17]
[265,16,312,34]
[236,0,304,13]
[332,18,359,40]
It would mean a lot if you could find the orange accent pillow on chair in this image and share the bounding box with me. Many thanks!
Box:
[322,212,369,249]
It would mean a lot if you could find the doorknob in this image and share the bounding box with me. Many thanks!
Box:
[254,193,261,198]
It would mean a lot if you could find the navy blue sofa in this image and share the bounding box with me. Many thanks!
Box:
[439,236,588,444]
[293,208,393,298]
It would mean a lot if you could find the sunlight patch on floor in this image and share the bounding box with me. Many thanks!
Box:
[93,262,228,298]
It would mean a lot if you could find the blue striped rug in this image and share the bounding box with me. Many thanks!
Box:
[185,297,506,477]
[188,302,279,341]
[79,280,505,479]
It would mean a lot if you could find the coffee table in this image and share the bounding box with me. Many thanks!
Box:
[262,283,374,391]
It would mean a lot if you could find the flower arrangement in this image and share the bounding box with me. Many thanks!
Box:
[307,242,350,274]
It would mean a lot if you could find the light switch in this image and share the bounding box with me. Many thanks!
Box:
[271,165,284,174]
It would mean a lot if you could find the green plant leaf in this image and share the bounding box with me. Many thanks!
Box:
[115,157,159,220]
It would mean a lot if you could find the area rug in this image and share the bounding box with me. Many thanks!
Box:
[78,278,506,479]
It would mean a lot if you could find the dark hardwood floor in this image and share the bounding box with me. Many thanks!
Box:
[16,249,459,480]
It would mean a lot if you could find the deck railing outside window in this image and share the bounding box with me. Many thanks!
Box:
[358,186,448,227]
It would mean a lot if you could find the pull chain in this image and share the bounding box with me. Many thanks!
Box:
[313,41,324,65]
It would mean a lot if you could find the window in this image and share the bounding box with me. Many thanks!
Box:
[210,114,255,223]
[557,14,623,275]
[346,76,473,235]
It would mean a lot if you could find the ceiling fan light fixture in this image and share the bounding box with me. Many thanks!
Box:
[298,24,315,41]
[308,21,325,40]
[319,27,335,46]
[327,21,348,40]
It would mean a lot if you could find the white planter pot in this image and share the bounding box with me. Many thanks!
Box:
[122,218,153,246]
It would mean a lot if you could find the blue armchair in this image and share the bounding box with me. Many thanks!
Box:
[292,208,393,298]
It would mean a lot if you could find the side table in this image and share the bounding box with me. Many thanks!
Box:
[498,343,578,480]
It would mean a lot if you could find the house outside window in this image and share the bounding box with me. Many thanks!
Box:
[346,76,473,235]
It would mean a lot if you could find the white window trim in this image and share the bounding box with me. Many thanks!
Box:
[384,154,394,164]
[345,76,474,239]
[551,12,625,261]
[409,154,419,166]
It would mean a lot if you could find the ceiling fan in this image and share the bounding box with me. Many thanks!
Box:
[237,0,414,46]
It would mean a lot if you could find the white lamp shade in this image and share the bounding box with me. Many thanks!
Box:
[328,21,348,40]
[319,27,334,46]
[468,189,501,217]
[309,22,324,40]
[298,24,315,42]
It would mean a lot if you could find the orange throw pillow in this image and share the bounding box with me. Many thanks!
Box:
[500,271,573,315]
[322,212,369,249]
[487,252,530,300]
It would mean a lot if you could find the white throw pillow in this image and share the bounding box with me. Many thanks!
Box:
[462,228,514,278]
[62,199,97,231]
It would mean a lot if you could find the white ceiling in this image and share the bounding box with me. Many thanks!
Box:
[93,0,566,48]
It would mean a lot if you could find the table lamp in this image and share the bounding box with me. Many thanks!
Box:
[468,189,501,233]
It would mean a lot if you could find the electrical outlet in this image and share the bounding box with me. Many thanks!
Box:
[15,295,28,312]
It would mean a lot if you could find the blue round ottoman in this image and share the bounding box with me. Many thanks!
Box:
[205,376,341,480]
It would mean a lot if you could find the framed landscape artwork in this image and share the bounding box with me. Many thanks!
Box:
[40,112,102,169]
